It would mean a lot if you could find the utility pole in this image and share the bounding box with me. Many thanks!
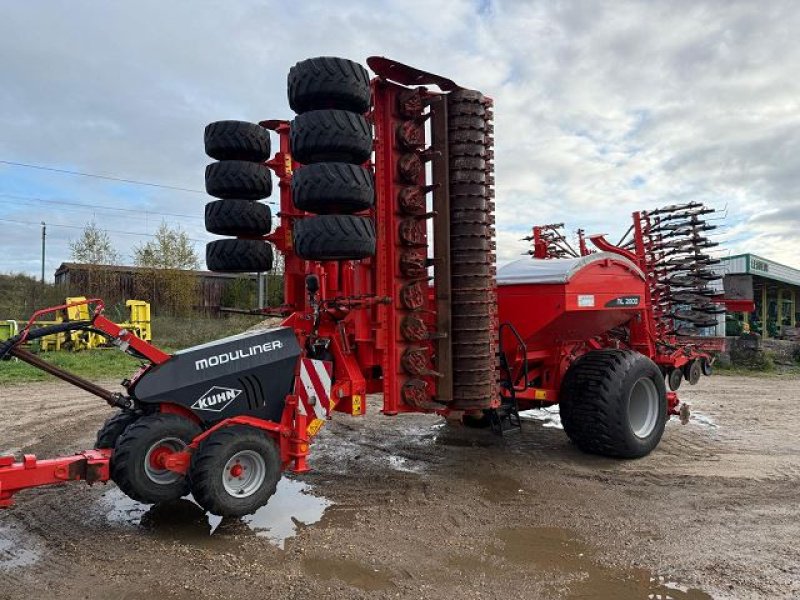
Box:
[40,221,46,284]
[257,272,265,309]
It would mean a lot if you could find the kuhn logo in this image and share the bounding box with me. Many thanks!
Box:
[194,340,284,371]
[192,386,242,412]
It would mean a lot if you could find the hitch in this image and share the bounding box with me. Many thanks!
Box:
[0,449,112,507]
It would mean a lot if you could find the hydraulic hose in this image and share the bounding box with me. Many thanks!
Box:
[0,320,93,359]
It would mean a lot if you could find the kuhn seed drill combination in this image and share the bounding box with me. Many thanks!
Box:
[0,57,720,516]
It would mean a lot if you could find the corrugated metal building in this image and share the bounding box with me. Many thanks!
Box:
[718,254,800,338]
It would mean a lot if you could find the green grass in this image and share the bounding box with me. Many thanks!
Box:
[715,356,800,378]
[151,314,264,349]
[0,315,267,385]
[0,349,142,384]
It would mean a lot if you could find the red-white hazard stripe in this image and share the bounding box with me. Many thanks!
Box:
[296,358,333,421]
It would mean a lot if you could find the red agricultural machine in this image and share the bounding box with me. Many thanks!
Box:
[0,56,720,517]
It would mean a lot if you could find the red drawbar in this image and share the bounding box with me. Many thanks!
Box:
[0,449,111,508]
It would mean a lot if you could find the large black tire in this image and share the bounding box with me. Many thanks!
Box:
[290,110,372,165]
[111,414,201,504]
[204,120,271,162]
[293,215,376,261]
[205,199,272,236]
[205,160,272,200]
[189,425,281,517]
[559,350,667,458]
[291,163,374,214]
[95,410,138,449]
[288,57,371,114]
[206,239,273,272]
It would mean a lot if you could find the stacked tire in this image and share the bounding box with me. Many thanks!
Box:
[287,57,376,261]
[204,120,274,273]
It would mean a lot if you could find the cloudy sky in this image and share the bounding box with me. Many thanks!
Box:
[1,0,798,279]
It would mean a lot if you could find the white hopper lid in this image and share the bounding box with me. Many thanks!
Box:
[497,252,644,285]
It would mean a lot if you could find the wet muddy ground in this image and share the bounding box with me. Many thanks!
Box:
[0,374,798,599]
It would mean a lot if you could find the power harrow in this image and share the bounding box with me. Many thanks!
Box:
[0,56,729,517]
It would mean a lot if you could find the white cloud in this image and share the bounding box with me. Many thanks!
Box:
[0,0,798,277]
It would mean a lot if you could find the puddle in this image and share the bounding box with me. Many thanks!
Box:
[101,477,331,549]
[0,526,39,569]
[520,405,564,429]
[492,527,713,600]
[303,557,394,591]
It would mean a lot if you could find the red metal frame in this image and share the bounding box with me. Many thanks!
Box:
[0,449,111,508]
[4,59,724,509]
[261,76,451,417]
[515,208,721,417]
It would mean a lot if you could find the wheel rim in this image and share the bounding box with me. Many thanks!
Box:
[144,437,186,485]
[222,450,266,498]
[627,377,660,439]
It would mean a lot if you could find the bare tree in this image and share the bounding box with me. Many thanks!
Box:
[133,222,200,315]
[133,222,199,270]
[69,221,119,264]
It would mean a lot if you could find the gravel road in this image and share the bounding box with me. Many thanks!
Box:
[0,374,798,599]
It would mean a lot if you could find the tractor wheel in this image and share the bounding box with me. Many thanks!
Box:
[189,425,281,517]
[95,410,138,449]
[205,199,272,236]
[293,214,376,261]
[206,239,273,273]
[204,120,271,162]
[291,162,374,214]
[667,368,683,391]
[559,350,667,458]
[205,160,272,200]
[288,57,371,114]
[290,110,372,165]
[684,359,702,385]
[111,413,201,504]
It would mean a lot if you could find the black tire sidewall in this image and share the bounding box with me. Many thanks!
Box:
[95,410,138,449]
[204,199,272,236]
[111,414,201,504]
[620,359,668,457]
[206,239,274,273]
[190,427,281,517]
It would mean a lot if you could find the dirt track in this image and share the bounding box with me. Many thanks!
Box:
[0,374,798,599]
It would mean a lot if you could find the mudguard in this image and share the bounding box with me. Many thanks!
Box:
[130,327,301,424]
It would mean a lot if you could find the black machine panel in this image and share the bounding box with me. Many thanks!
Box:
[130,327,301,424]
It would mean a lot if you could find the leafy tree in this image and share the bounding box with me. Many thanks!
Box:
[69,222,119,264]
[133,222,199,270]
[133,222,200,316]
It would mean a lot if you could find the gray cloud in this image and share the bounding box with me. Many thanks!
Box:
[0,0,798,276]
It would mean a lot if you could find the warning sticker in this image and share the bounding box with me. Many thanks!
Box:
[577,295,595,308]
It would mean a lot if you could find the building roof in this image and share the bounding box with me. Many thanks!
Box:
[54,262,253,280]
[719,254,800,287]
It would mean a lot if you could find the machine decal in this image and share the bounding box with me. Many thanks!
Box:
[296,359,333,436]
[605,295,641,308]
[578,294,596,307]
[191,386,243,412]
[194,339,284,371]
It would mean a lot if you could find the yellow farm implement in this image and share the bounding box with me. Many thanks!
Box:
[1,298,152,351]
